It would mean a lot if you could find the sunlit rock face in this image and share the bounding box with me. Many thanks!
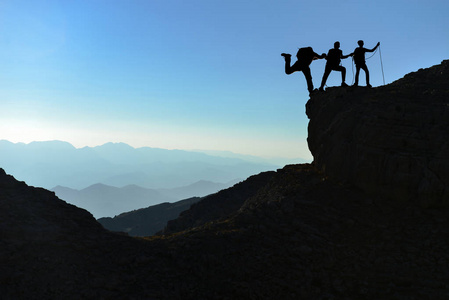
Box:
[306,60,449,207]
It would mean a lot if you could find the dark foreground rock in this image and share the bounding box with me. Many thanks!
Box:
[307,60,449,207]
[162,170,276,235]
[2,163,449,300]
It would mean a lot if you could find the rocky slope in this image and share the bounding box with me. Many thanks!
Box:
[97,197,201,236]
[162,170,275,234]
[1,60,449,299]
[307,60,449,207]
[97,171,275,237]
[2,164,449,299]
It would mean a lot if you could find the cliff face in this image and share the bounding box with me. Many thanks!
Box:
[306,60,449,207]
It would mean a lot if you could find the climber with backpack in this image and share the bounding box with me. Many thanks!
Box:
[281,47,326,94]
[319,41,352,91]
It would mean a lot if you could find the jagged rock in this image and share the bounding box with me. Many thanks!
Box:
[306,60,449,207]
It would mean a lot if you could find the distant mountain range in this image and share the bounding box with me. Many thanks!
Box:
[0,140,282,191]
[0,140,284,218]
[52,179,239,218]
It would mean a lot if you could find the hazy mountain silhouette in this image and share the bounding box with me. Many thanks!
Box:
[193,149,308,165]
[52,179,239,218]
[97,174,271,236]
[51,183,174,218]
[0,140,279,190]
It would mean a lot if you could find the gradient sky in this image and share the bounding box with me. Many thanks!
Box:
[0,0,447,160]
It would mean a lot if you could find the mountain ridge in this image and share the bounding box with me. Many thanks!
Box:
[0,140,278,190]
[97,197,202,236]
[52,179,239,218]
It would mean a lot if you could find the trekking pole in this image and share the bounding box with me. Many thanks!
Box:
[379,45,385,85]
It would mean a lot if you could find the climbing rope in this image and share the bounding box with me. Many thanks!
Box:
[379,45,385,85]
[329,44,385,87]
[365,47,379,60]
[350,44,385,86]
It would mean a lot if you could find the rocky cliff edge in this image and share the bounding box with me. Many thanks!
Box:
[306,60,449,207]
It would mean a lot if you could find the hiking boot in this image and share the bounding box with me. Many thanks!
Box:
[341,82,348,87]
[281,53,291,59]
[319,87,325,92]
[367,84,372,88]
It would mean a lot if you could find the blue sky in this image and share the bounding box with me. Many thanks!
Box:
[0,0,448,160]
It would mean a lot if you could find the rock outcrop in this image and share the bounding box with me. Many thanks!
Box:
[306,60,449,207]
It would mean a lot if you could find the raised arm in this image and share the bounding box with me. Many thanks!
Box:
[367,42,380,52]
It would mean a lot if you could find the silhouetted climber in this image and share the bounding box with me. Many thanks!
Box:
[281,47,326,94]
[351,40,380,87]
[319,41,352,91]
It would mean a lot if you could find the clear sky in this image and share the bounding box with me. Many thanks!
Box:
[0,0,448,160]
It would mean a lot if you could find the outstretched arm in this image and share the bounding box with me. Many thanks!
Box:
[342,53,352,59]
[367,42,380,52]
[313,52,326,60]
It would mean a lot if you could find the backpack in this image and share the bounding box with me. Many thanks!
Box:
[296,47,314,63]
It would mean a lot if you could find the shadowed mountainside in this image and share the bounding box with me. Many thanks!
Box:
[162,170,276,235]
[1,60,449,299]
[97,197,201,236]
[2,164,449,299]
[97,171,272,237]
